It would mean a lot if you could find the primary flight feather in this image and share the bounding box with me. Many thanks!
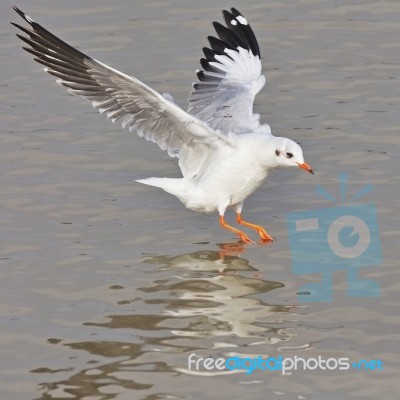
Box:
[12,6,313,243]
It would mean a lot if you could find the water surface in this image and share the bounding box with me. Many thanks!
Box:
[0,0,399,399]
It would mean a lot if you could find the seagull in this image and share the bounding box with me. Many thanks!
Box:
[12,6,314,244]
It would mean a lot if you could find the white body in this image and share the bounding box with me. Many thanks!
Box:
[138,132,275,214]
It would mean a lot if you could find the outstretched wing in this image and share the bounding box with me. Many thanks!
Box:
[187,8,267,135]
[11,6,227,160]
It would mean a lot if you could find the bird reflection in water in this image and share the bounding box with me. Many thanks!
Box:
[36,245,298,397]
[139,243,288,340]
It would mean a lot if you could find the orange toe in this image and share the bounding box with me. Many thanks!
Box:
[236,213,274,242]
[238,231,253,244]
[257,228,274,242]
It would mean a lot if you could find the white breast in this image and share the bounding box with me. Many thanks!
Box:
[185,142,269,213]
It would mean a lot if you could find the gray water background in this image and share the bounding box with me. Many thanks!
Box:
[0,0,399,399]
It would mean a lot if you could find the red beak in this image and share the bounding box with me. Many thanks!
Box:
[297,162,314,175]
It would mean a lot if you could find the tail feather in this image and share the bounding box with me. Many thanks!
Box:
[136,177,214,213]
[136,177,171,188]
[136,177,190,202]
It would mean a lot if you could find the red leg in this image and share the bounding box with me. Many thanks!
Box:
[236,213,274,242]
[219,215,253,244]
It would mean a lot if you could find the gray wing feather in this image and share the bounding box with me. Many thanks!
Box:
[12,6,225,160]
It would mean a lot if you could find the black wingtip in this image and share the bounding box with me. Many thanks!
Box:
[230,7,242,17]
[12,6,36,28]
[208,35,234,53]
[222,9,235,25]
[13,6,27,20]
[196,70,206,81]
[216,8,261,58]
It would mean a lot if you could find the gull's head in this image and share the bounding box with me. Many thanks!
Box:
[274,138,314,174]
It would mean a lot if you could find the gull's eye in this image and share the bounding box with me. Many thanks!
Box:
[275,150,281,156]
[286,152,293,158]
